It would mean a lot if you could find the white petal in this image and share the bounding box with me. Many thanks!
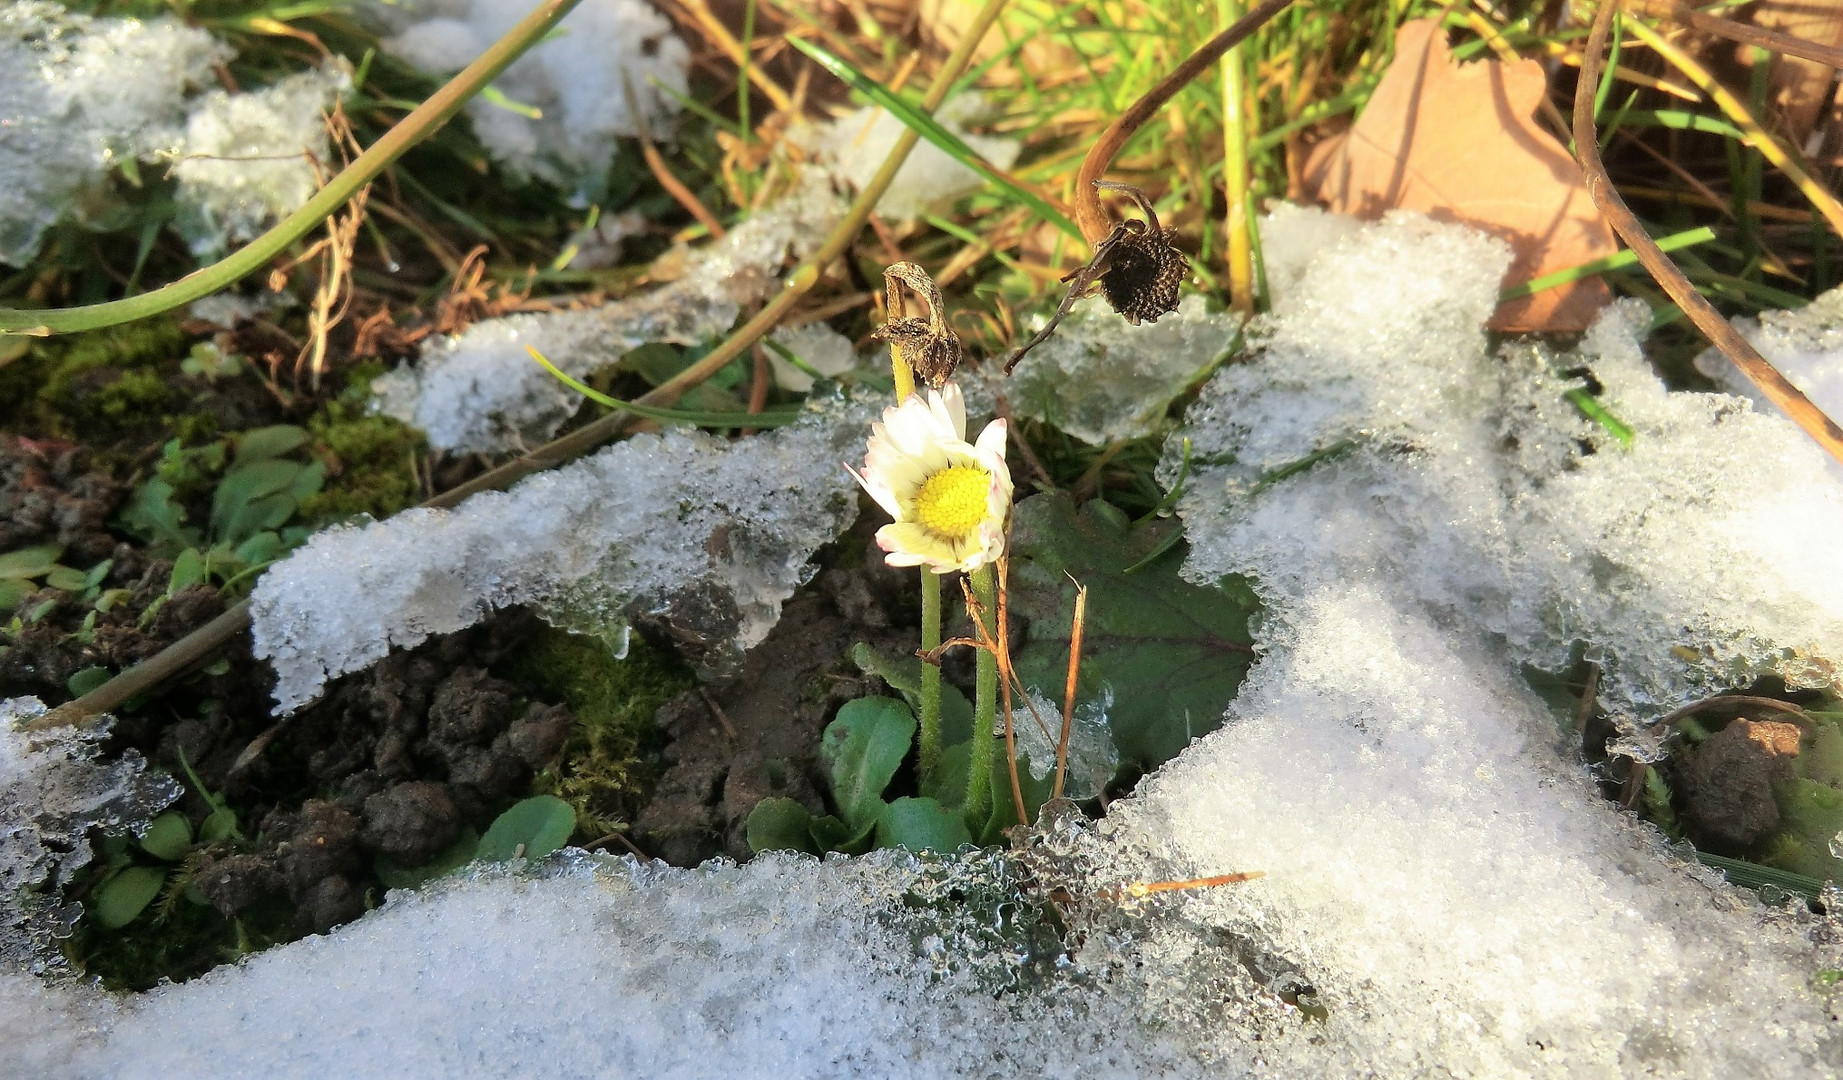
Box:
[973,418,1008,460]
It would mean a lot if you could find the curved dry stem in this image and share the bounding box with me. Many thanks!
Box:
[1072,0,1294,244]
[1572,0,1843,469]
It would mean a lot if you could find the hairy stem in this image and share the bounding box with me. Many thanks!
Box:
[918,568,943,780]
[964,565,999,821]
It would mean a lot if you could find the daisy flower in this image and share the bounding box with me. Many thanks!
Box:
[848,383,1011,573]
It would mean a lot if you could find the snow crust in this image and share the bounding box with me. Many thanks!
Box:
[1005,294,1239,444]
[377,0,688,194]
[251,390,872,713]
[795,95,1020,222]
[0,2,225,265]
[172,63,351,255]
[0,699,178,976]
[1168,203,1843,725]
[0,2,347,264]
[1694,286,1843,446]
[373,186,846,452]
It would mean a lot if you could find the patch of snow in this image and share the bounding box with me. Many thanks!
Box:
[1167,205,1843,723]
[1012,688,1116,801]
[562,208,648,270]
[795,94,1020,222]
[0,698,179,976]
[251,390,872,713]
[0,2,226,265]
[767,322,859,392]
[171,62,351,256]
[1005,294,1238,444]
[1694,287,1843,447]
[377,0,688,196]
[372,186,846,453]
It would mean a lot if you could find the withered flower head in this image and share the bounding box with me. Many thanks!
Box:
[1004,181,1186,373]
[1094,215,1185,326]
[872,262,962,390]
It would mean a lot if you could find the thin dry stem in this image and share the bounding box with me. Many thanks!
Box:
[1572,0,1843,470]
[1052,576,1088,801]
[625,71,728,239]
[1630,0,1843,69]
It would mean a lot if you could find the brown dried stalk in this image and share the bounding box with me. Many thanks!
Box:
[1004,0,1293,372]
[1573,0,1843,469]
[1052,576,1088,801]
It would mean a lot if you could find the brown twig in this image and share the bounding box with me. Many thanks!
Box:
[1631,0,1843,70]
[958,574,1029,827]
[1572,0,1843,469]
[624,71,727,239]
[1052,575,1088,801]
[1072,0,1294,243]
[1655,693,1811,727]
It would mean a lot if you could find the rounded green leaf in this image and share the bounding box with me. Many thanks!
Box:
[875,797,972,853]
[91,866,168,930]
[65,666,111,699]
[821,697,915,831]
[136,812,193,862]
[197,807,239,844]
[476,796,575,862]
[745,798,820,855]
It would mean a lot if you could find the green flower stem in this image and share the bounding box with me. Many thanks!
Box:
[964,564,999,819]
[0,0,588,337]
[918,567,943,780]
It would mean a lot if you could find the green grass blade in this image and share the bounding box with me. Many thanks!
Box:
[788,36,1083,241]
[1499,226,1716,300]
[1564,388,1635,446]
[526,346,799,428]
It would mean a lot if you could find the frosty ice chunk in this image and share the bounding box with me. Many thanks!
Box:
[251,392,873,713]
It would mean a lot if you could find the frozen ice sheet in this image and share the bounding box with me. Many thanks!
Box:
[0,698,178,976]
[1005,295,1239,445]
[373,186,847,453]
[252,390,872,713]
[171,63,350,255]
[1694,288,1843,457]
[377,0,687,195]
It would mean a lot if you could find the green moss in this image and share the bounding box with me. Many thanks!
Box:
[298,362,425,524]
[0,318,188,442]
[65,872,294,992]
[506,628,694,840]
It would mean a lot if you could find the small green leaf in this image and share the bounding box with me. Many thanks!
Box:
[806,813,873,855]
[0,544,62,579]
[90,866,168,930]
[121,479,196,550]
[137,811,194,861]
[476,795,576,862]
[66,666,111,698]
[0,580,30,612]
[876,797,971,853]
[197,806,239,844]
[288,458,327,502]
[745,798,821,855]
[232,531,285,568]
[231,425,310,467]
[821,697,915,831]
[167,548,208,594]
[851,643,973,747]
[43,565,87,591]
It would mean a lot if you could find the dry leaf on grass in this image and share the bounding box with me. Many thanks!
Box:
[1301,18,1619,332]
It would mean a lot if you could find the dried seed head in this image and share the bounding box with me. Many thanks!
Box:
[1096,218,1185,325]
[876,262,962,389]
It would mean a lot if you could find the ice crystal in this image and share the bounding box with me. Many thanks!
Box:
[796,95,1019,222]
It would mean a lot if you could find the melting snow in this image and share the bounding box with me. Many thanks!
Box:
[6,207,1843,1076]
[376,0,688,195]
[795,95,1020,222]
[251,390,872,713]
[372,186,846,453]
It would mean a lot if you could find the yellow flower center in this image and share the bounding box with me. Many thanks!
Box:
[914,465,991,538]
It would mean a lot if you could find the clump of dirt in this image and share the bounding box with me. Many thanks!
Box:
[1678,717,1803,850]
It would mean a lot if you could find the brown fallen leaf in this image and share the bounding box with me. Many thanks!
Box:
[1301,18,1619,332]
